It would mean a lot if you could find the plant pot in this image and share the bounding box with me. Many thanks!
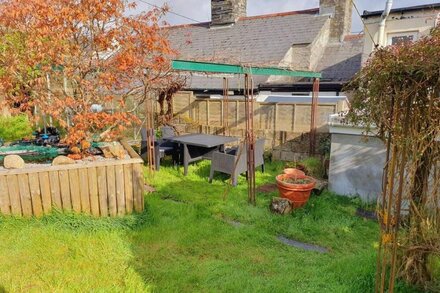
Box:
[276,174,316,208]
[283,168,306,177]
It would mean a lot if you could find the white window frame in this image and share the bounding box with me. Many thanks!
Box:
[387,31,419,45]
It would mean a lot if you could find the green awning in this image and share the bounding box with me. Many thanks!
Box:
[172,60,321,78]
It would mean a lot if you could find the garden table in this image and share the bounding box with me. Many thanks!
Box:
[167,134,239,176]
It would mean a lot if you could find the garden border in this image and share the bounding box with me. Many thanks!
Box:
[0,140,144,217]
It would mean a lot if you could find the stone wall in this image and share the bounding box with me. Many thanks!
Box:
[211,0,247,26]
[320,0,352,42]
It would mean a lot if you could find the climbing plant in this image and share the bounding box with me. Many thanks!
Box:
[0,0,177,146]
[346,27,440,291]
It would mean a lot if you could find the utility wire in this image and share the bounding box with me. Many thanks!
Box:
[351,0,378,47]
[136,0,203,23]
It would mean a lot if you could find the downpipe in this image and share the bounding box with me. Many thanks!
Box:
[377,0,393,46]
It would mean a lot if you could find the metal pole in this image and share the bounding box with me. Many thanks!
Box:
[310,78,320,156]
[223,77,229,136]
[145,92,156,172]
[244,73,256,205]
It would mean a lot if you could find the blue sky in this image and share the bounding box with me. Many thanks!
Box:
[134,0,439,32]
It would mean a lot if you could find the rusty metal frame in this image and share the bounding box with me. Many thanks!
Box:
[310,78,320,156]
[145,93,156,172]
[171,60,321,204]
[244,74,256,204]
[223,77,229,136]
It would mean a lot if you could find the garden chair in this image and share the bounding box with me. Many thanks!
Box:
[140,126,179,171]
[209,138,265,186]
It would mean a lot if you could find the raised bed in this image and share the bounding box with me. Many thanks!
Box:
[0,140,144,217]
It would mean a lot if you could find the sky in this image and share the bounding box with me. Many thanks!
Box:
[133,0,440,33]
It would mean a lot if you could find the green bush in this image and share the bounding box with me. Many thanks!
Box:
[0,115,33,141]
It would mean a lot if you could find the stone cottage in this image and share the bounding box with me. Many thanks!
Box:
[166,0,364,160]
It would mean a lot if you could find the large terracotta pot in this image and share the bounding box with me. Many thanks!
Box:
[276,174,316,208]
[283,168,306,177]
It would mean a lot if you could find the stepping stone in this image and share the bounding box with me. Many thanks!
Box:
[278,236,328,253]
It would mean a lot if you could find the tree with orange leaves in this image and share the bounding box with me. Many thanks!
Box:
[0,0,176,146]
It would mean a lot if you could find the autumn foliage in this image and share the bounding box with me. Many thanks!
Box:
[346,27,440,290]
[0,0,176,145]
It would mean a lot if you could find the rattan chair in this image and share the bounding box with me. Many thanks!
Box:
[209,138,265,186]
[140,126,178,171]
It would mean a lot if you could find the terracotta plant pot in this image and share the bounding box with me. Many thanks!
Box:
[276,174,316,208]
[283,168,306,177]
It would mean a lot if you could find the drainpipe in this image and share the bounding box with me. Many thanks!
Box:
[377,0,393,46]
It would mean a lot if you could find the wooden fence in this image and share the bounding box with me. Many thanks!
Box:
[0,141,144,217]
[169,92,346,159]
[172,92,346,134]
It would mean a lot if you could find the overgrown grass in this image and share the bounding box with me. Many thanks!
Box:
[0,160,418,292]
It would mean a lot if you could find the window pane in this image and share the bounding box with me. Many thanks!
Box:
[391,35,414,45]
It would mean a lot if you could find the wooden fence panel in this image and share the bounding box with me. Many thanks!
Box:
[294,105,312,132]
[259,104,275,130]
[49,171,62,210]
[133,164,143,213]
[173,96,340,139]
[79,169,91,214]
[107,165,117,217]
[115,165,125,216]
[124,164,134,213]
[0,175,10,215]
[0,142,144,218]
[88,167,100,216]
[7,175,21,216]
[28,173,43,217]
[97,166,108,216]
[18,174,32,217]
[208,100,222,126]
[277,105,295,132]
[38,172,52,214]
[69,169,81,213]
[59,170,72,211]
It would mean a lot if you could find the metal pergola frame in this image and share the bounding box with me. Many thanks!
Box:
[145,60,321,205]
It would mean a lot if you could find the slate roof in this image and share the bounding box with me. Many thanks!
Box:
[167,9,328,66]
[362,3,440,18]
[317,34,364,82]
[166,8,363,90]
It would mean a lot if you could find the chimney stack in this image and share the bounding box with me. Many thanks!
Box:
[211,0,247,26]
[320,0,352,42]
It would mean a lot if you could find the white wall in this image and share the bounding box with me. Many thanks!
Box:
[329,131,386,202]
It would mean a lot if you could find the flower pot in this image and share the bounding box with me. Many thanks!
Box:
[276,174,316,208]
[283,168,306,177]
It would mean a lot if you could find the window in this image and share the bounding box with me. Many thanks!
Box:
[387,31,418,45]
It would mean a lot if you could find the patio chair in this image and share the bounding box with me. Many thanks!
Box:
[209,138,265,186]
[140,126,179,171]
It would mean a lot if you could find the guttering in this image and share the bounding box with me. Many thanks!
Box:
[377,0,393,46]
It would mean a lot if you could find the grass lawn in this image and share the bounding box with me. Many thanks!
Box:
[0,160,417,292]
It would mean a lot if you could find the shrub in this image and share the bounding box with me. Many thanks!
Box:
[0,115,33,141]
